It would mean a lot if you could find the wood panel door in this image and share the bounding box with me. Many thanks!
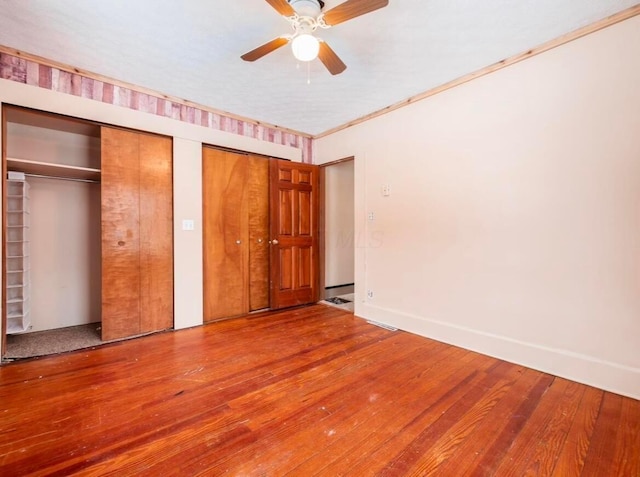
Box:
[101,127,173,341]
[248,156,270,311]
[269,159,319,309]
[101,128,142,340]
[138,133,174,333]
[202,148,250,321]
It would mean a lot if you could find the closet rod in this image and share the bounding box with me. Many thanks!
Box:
[21,173,100,184]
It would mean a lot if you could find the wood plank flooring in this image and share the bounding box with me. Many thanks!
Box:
[0,304,638,476]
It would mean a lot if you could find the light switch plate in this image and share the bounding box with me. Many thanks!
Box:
[182,219,195,231]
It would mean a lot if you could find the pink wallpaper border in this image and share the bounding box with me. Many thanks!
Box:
[0,53,313,163]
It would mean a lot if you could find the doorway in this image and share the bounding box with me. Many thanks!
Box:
[320,157,354,311]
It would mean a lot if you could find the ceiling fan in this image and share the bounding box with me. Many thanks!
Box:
[241,0,389,75]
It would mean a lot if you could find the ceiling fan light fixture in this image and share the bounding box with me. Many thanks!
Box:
[291,33,320,62]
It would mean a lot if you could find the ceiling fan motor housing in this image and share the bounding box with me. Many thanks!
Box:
[289,0,322,18]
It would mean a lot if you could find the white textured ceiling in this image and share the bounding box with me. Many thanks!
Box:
[0,0,637,136]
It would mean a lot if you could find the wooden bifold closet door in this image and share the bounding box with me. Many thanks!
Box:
[202,148,269,321]
[101,127,173,341]
[248,156,270,310]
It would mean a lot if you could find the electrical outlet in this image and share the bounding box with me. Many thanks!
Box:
[367,289,374,299]
[368,212,375,221]
[382,184,390,196]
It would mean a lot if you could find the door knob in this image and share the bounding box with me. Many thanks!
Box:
[257,238,263,243]
[270,239,279,245]
[236,240,241,244]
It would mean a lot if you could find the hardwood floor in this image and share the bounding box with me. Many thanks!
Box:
[0,304,638,476]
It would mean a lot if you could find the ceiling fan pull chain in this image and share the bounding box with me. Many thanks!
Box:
[307,61,311,85]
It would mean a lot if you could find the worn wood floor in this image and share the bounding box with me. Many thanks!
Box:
[0,304,638,476]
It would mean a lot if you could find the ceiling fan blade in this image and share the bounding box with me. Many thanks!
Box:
[241,37,289,62]
[264,0,295,16]
[322,0,389,26]
[318,41,347,75]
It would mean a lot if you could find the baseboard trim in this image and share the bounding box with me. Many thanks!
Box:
[325,283,355,290]
[357,303,640,400]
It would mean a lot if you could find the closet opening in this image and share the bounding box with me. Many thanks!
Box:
[3,105,329,356]
[3,106,175,359]
[2,106,102,359]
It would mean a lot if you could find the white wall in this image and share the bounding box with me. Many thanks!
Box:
[0,79,302,353]
[173,138,203,330]
[26,178,101,331]
[315,16,640,399]
[7,123,100,169]
[324,160,355,288]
